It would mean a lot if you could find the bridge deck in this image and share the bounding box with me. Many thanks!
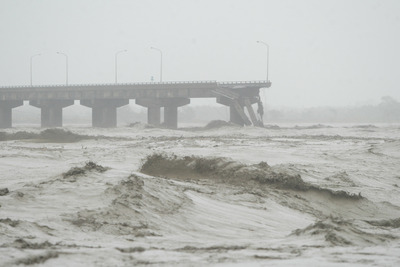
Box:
[0,81,271,101]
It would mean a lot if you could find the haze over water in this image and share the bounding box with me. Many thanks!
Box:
[1,0,399,108]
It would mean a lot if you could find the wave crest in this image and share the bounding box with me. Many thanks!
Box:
[292,217,396,246]
[140,154,362,200]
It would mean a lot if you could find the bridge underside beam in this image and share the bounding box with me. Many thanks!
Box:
[0,100,23,128]
[30,99,74,128]
[81,99,129,128]
[136,98,190,129]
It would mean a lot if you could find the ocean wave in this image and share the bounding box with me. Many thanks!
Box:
[64,174,152,236]
[4,238,54,250]
[176,245,247,252]
[263,124,281,129]
[292,216,396,246]
[62,161,109,180]
[0,218,56,247]
[63,174,189,237]
[276,134,391,142]
[0,128,89,143]
[0,128,137,143]
[293,124,333,130]
[128,122,156,129]
[182,120,238,131]
[350,125,379,129]
[324,171,357,187]
[368,140,400,159]
[15,251,59,265]
[366,218,400,228]
[0,218,21,227]
[204,120,237,129]
[139,154,362,200]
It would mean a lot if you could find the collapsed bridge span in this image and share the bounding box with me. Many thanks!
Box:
[0,80,271,128]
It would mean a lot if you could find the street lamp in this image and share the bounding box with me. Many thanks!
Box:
[30,53,41,86]
[150,46,163,82]
[57,52,68,85]
[257,41,269,82]
[115,49,127,83]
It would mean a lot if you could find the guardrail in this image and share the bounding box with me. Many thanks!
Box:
[0,80,269,89]
[0,80,217,89]
[218,80,269,85]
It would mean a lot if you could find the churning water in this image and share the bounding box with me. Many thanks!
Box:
[0,123,399,266]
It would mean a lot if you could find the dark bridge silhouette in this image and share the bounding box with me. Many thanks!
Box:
[0,80,271,128]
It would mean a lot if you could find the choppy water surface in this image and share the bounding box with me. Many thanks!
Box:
[0,123,399,266]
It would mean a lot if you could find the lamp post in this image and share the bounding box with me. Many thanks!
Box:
[150,46,163,82]
[115,49,127,83]
[257,41,269,82]
[57,52,68,85]
[30,53,41,86]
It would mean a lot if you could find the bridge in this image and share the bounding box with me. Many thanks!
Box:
[0,80,271,128]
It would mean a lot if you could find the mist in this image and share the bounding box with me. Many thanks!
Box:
[1,0,400,108]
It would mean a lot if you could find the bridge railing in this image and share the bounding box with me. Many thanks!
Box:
[0,80,270,89]
[218,80,268,85]
[0,80,220,89]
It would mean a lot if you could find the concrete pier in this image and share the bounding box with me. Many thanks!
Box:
[0,100,23,128]
[164,106,178,129]
[147,106,161,126]
[81,99,129,127]
[162,98,190,129]
[135,98,163,126]
[30,99,74,128]
[229,103,246,126]
[136,98,189,129]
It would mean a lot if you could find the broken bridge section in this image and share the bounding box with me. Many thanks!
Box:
[213,87,264,127]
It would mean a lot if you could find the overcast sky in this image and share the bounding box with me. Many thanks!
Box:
[1,0,399,108]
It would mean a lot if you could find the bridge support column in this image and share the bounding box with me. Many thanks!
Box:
[30,99,74,128]
[135,99,162,126]
[81,99,129,127]
[163,98,190,129]
[148,106,161,126]
[136,98,189,129]
[0,100,23,128]
[230,104,245,126]
[216,96,251,126]
[164,106,178,129]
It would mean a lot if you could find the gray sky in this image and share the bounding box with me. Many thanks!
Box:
[1,0,399,108]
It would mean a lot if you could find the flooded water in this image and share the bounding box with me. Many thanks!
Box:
[0,123,399,266]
